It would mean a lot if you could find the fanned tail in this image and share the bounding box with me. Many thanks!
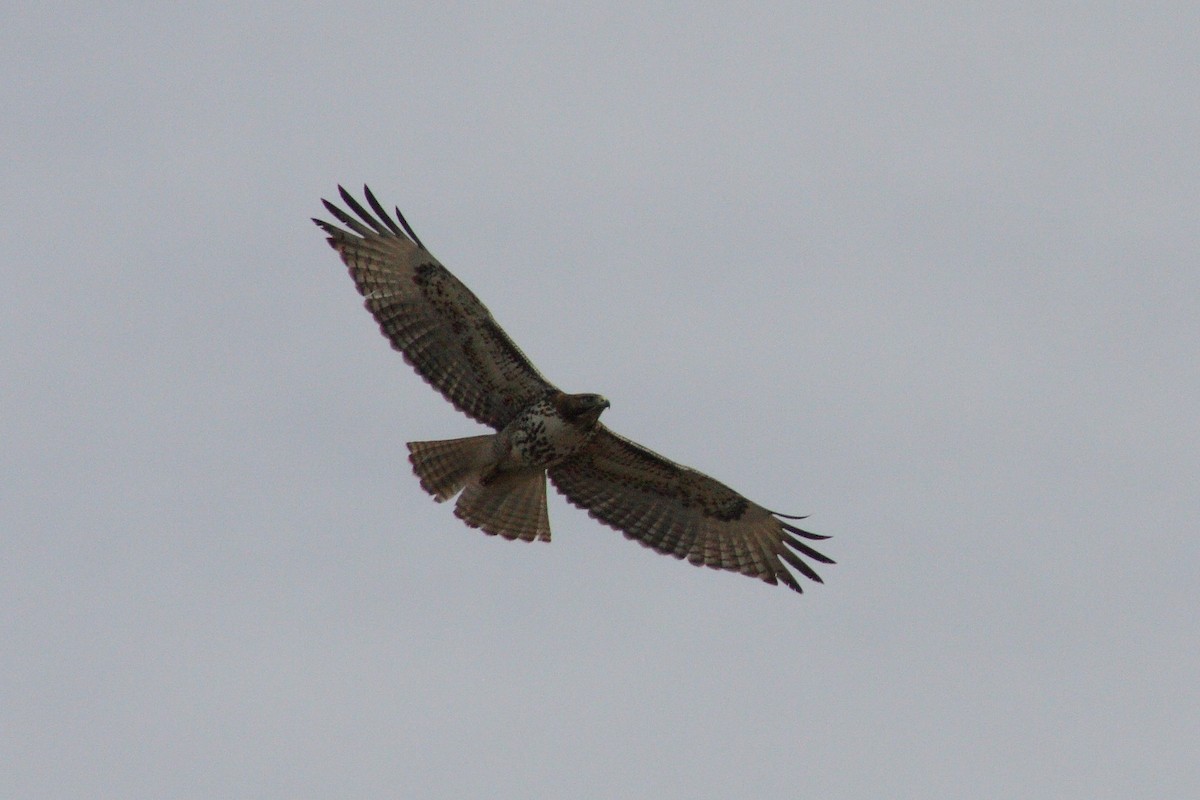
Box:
[455,470,551,542]
[407,436,495,501]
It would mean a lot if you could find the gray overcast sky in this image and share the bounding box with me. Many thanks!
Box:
[4,3,1198,798]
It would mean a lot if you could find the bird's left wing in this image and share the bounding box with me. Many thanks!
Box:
[314,186,556,430]
[548,426,833,593]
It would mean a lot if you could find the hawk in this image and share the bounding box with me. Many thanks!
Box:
[314,186,834,593]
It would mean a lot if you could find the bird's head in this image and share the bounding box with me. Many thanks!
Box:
[558,392,611,427]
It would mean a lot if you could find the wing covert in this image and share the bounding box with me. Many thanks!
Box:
[314,186,556,429]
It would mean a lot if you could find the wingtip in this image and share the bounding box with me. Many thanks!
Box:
[779,519,832,540]
[776,570,805,594]
[394,204,426,250]
[320,184,428,250]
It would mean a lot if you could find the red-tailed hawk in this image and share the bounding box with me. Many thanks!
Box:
[314,186,834,593]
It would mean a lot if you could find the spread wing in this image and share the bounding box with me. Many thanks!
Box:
[548,426,834,593]
[313,186,556,429]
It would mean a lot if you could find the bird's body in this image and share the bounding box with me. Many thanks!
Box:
[408,390,609,542]
[314,186,833,593]
[500,392,609,471]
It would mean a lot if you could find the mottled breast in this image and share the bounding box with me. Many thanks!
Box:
[503,397,597,468]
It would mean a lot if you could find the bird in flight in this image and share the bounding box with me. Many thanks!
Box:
[314,186,833,593]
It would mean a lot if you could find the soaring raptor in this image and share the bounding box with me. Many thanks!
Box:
[314,186,834,593]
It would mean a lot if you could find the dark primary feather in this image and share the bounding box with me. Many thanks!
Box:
[550,426,834,593]
[313,186,556,429]
[362,186,407,238]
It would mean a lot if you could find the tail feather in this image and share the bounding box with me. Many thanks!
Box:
[407,436,495,501]
[455,470,551,542]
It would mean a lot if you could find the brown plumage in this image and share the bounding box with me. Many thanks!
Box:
[314,186,834,594]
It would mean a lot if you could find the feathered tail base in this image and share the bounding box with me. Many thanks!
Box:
[407,436,495,501]
[407,437,551,542]
[455,469,550,542]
